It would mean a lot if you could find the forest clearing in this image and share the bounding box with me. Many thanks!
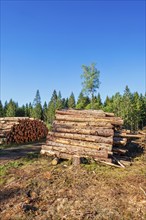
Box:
[0,133,146,220]
[1,1,145,219]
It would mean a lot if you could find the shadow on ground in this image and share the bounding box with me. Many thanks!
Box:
[0,143,44,162]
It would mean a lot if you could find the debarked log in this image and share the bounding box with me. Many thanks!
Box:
[41,144,109,158]
[48,131,113,144]
[53,126,114,137]
[46,138,112,151]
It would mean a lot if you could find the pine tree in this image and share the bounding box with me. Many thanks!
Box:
[68,92,76,109]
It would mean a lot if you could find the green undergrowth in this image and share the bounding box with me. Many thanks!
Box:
[0,153,41,185]
[81,155,146,180]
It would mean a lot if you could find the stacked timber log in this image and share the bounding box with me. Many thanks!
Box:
[0,117,30,144]
[6,119,48,144]
[41,109,124,163]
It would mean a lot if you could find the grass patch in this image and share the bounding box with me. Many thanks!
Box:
[0,161,23,176]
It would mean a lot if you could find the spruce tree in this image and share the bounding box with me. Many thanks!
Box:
[16,106,25,116]
[112,92,122,117]
[3,101,8,117]
[68,92,76,108]
[32,90,42,119]
[29,102,33,117]
[47,90,58,124]
[25,103,30,117]
[103,96,113,112]
[42,101,48,122]
[122,86,133,129]
[76,92,90,109]
[56,91,63,110]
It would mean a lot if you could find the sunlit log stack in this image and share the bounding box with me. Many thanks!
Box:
[41,109,125,162]
[0,117,30,144]
[6,118,48,144]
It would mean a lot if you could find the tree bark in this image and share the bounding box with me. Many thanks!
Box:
[48,131,113,144]
[53,126,114,137]
[56,109,105,116]
[47,138,112,151]
[55,114,123,125]
[41,143,109,159]
[53,120,114,129]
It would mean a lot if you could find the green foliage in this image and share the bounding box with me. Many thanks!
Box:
[1,84,145,131]
[25,103,30,117]
[42,101,48,122]
[6,99,17,117]
[81,63,100,109]
[103,86,146,130]
[16,105,25,116]
[76,92,90,109]
[0,161,23,177]
[0,100,4,117]
[103,96,113,112]
[56,91,63,110]
[68,92,76,108]
[47,90,58,124]
[32,90,42,119]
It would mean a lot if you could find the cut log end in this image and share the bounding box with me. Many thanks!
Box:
[51,157,59,165]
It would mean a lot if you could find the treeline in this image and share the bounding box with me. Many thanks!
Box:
[0,86,145,131]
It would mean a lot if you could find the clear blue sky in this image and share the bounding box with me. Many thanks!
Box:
[1,0,145,106]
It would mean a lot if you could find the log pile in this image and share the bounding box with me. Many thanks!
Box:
[0,117,30,144]
[41,109,125,163]
[6,119,48,144]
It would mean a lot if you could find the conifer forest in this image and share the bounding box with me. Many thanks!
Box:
[1,86,145,131]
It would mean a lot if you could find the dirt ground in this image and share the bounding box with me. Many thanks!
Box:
[0,141,146,220]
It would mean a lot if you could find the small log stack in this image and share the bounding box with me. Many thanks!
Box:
[41,109,125,163]
[0,117,30,145]
[6,119,48,144]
